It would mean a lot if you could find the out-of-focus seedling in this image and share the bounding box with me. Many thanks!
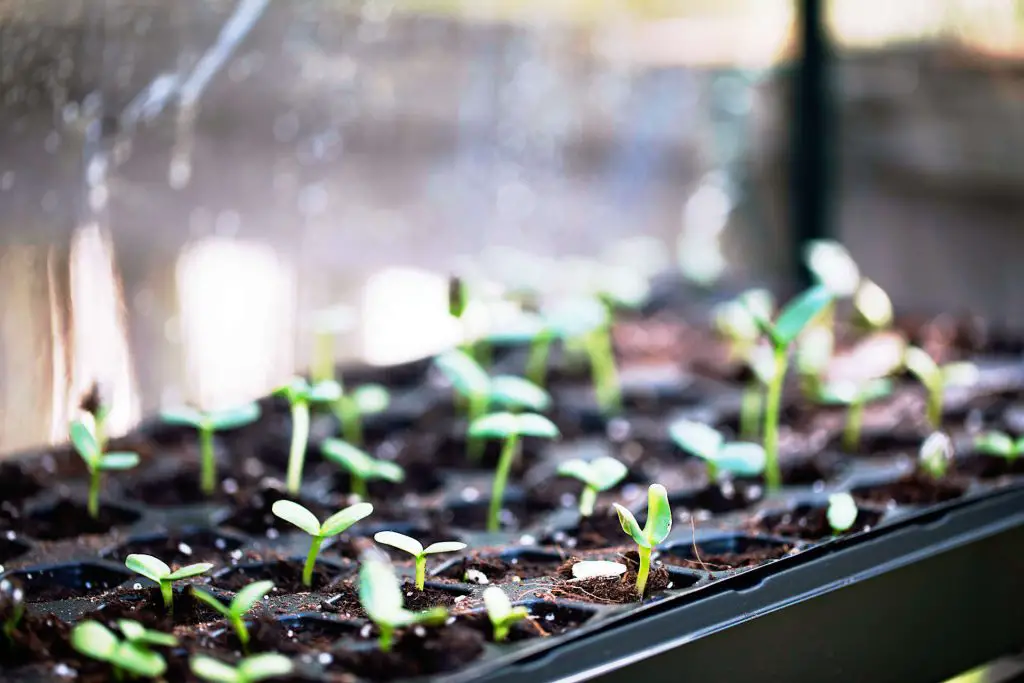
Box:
[271,500,373,587]
[826,493,859,535]
[373,531,467,590]
[124,554,213,614]
[160,402,261,496]
[359,552,448,652]
[555,456,628,517]
[79,383,111,452]
[333,383,390,447]
[713,289,774,361]
[0,578,25,643]
[919,432,954,480]
[816,378,893,452]
[322,439,405,500]
[904,347,979,429]
[739,344,776,441]
[71,620,166,679]
[116,620,178,648]
[482,586,529,642]
[192,580,274,651]
[191,653,294,683]
[853,279,894,330]
[795,325,834,399]
[974,431,1024,462]
[669,420,766,482]
[469,412,560,532]
[273,376,343,494]
[308,304,356,384]
[70,419,139,520]
[612,484,672,597]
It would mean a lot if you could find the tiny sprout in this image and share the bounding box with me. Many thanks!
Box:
[79,383,111,451]
[333,383,390,447]
[192,580,274,650]
[322,439,405,500]
[738,344,776,441]
[191,653,294,683]
[482,586,529,642]
[612,484,672,597]
[70,419,139,520]
[161,402,261,496]
[904,347,979,429]
[827,493,859,535]
[795,325,834,398]
[271,500,373,587]
[1,578,25,643]
[920,432,954,480]
[743,285,834,491]
[713,288,774,360]
[308,303,356,384]
[373,531,466,590]
[805,239,860,298]
[669,420,766,482]
[116,620,178,648]
[816,378,893,452]
[555,457,628,517]
[854,279,893,330]
[974,431,1024,462]
[274,376,343,494]
[469,412,560,532]
[71,620,166,679]
[359,552,448,653]
[124,554,213,614]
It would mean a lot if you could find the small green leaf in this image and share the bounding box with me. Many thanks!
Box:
[668,420,723,460]
[190,654,241,683]
[271,500,322,536]
[904,347,940,388]
[208,403,261,431]
[166,563,213,581]
[795,326,833,376]
[747,344,778,385]
[352,384,390,415]
[309,380,343,403]
[359,555,405,624]
[125,554,170,582]
[827,493,859,532]
[320,502,374,537]
[231,580,274,616]
[468,412,519,439]
[483,586,512,624]
[111,642,167,678]
[556,459,597,487]
[322,439,375,478]
[772,286,834,346]
[70,420,100,467]
[274,376,311,403]
[410,605,449,627]
[98,452,140,471]
[239,653,294,681]
[513,413,559,439]
[422,541,467,555]
[160,407,205,428]
[739,290,775,339]
[191,588,231,618]
[587,457,628,491]
[434,350,490,398]
[117,619,146,642]
[920,432,953,479]
[713,443,767,477]
[975,431,1014,457]
[804,239,860,297]
[370,460,405,484]
[713,300,760,343]
[642,484,672,545]
[373,531,423,557]
[117,620,177,648]
[71,621,118,660]
[854,279,893,329]
[612,503,648,548]
[488,375,551,412]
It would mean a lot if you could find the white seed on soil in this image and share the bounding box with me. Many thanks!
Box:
[413,626,426,637]
[518,534,536,545]
[266,528,280,540]
[445,616,456,626]
[748,485,763,499]
[223,479,239,494]
[215,538,227,550]
[511,576,521,583]
[53,663,76,678]
[460,487,481,502]
[454,595,468,603]
[133,583,142,590]
[464,569,488,585]
[360,624,373,638]
[286,630,294,638]
[230,549,243,561]
[318,653,333,665]
[719,479,736,498]
[178,542,193,556]
[559,493,576,508]
[668,582,674,589]
[550,531,567,543]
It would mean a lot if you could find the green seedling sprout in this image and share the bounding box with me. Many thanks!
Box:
[919,431,953,480]
[853,279,894,330]
[0,578,25,643]
[192,580,274,651]
[468,412,561,532]
[80,383,111,451]
[359,551,448,653]
[70,419,140,519]
[805,238,861,302]
[743,284,835,492]
[71,620,166,680]
[116,619,178,648]
[482,586,529,642]
[816,378,893,452]
[373,531,467,590]
[333,382,390,447]
[974,431,1024,462]
[739,344,777,441]
[191,653,294,683]
[555,456,628,517]
[612,484,672,598]
[904,347,979,429]
[669,419,767,482]
[273,376,343,494]
[795,325,834,399]
[827,493,858,535]
[309,304,356,384]
[271,500,373,587]
[160,402,261,496]
[712,288,774,361]
[322,439,405,500]
[124,554,213,614]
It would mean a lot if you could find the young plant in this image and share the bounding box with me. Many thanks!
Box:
[482,586,529,642]
[71,620,167,679]
[322,439,405,500]
[434,350,550,417]
[804,239,861,300]
[332,382,390,447]
[612,484,672,597]
[274,376,343,494]
[308,304,356,384]
[0,578,25,643]
[359,552,448,653]
[669,420,767,482]
[271,500,373,587]
[70,419,140,519]
[743,284,835,491]
[974,431,1024,462]
[191,653,294,683]
[191,580,274,650]
[80,383,112,451]
[712,288,774,361]
[919,431,954,480]
[124,554,213,614]
[160,402,261,496]
[373,531,467,590]
[795,325,834,399]
[853,279,894,330]
[739,344,776,441]
[904,347,979,429]
[468,412,560,532]
[555,456,628,517]
[816,378,893,452]
[827,492,858,535]
[116,620,178,648]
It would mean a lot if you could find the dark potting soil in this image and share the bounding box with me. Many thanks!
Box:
[437,554,572,583]
[126,466,241,507]
[0,462,43,503]
[399,582,465,612]
[103,530,245,566]
[548,567,670,605]
[219,488,332,537]
[753,505,883,541]
[208,613,364,655]
[20,499,141,541]
[332,624,486,681]
[661,541,795,571]
[82,586,220,628]
[211,559,345,594]
[458,605,589,642]
[0,612,78,669]
[853,471,970,507]
[541,512,629,551]
[435,497,556,532]
[670,481,763,515]
[956,454,1024,480]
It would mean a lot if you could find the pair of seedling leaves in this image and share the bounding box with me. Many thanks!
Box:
[71,619,176,679]
[434,348,552,413]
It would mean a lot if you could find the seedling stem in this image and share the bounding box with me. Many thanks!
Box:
[763,344,788,491]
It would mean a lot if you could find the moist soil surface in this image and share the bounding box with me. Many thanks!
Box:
[21,499,140,541]
[853,471,971,506]
[660,542,796,571]
[211,559,345,593]
[753,505,884,541]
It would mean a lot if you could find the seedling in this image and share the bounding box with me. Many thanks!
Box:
[827,493,859,535]
[359,552,448,652]
[739,343,776,441]
[805,239,860,299]
[612,484,672,597]
[71,620,166,679]
[271,500,373,587]
[816,378,893,452]
[712,288,774,361]
[373,531,467,590]
[669,419,766,482]
[332,382,390,447]
[192,580,274,650]
[482,586,529,642]
[322,439,405,500]
[974,431,1024,462]
[743,284,834,491]
[555,456,628,517]
[904,347,979,429]
[160,402,261,495]
[70,419,140,519]
[191,653,294,683]
[468,412,561,532]
[0,578,25,643]
[853,279,893,330]
[795,325,834,399]
[124,554,213,614]
[273,376,343,494]
[308,304,356,384]
[116,620,178,648]
[80,383,111,451]
[919,431,954,479]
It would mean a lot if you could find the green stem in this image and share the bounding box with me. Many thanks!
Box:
[525,329,553,387]
[160,580,173,613]
[927,386,943,429]
[286,400,310,495]
[350,475,368,501]
[844,398,865,453]
[586,328,620,414]
[312,331,336,384]
[467,392,487,462]
[635,545,651,597]
[578,487,597,518]
[488,434,519,532]
[705,460,719,483]
[493,622,510,642]
[337,396,364,446]
[87,468,101,519]
[199,426,216,496]
[763,344,788,492]
[474,338,492,369]
[303,536,324,588]
[378,624,394,653]
[739,384,762,441]
[95,414,107,453]
[232,615,250,651]
[415,556,426,591]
